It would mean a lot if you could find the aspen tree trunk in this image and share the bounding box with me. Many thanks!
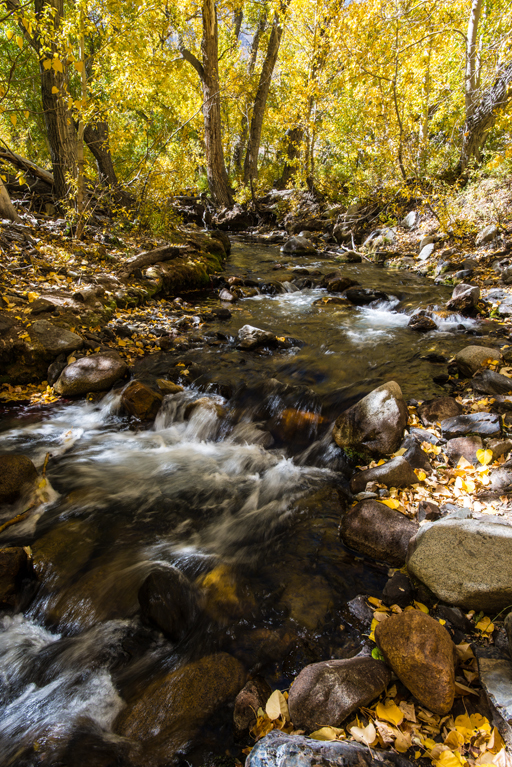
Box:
[243,0,291,187]
[0,178,21,223]
[76,7,87,239]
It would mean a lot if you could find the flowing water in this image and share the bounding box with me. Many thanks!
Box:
[0,242,491,766]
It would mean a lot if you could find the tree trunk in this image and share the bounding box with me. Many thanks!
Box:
[0,177,21,222]
[243,1,290,187]
[200,0,233,207]
[275,126,303,189]
[465,0,484,122]
[83,120,132,205]
[34,0,77,200]
[458,60,512,175]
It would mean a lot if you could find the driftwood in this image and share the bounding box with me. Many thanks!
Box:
[119,244,190,279]
[0,146,54,187]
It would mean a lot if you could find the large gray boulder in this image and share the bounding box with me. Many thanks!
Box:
[476,223,498,246]
[288,656,391,731]
[28,319,83,358]
[446,283,480,313]
[455,345,503,377]
[341,500,419,566]
[333,381,408,456]
[246,731,415,767]
[407,517,512,610]
[54,353,127,395]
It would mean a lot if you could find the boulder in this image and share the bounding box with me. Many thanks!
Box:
[362,228,397,251]
[156,379,184,394]
[246,731,415,767]
[350,456,418,493]
[333,381,408,456]
[407,516,512,610]
[0,547,28,607]
[344,287,388,305]
[402,440,433,474]
[281,236,317,255]
[402,211,417,229]
[375,610,455,715]
[455,346,503,377]
[322,272,359,293]
[234,678,272,732]
[138,566,199,642]
[445,436,483,466]
[441,412,501,439]
[216,204,253,231]
[477,655,512,743]
[408,314,437,332]
[288,656,392,730]
[476,223,498,246]
[237,325,277,350]
[418,396,462,426]
[382,571,413,608]
[54,353,127,396]
[28,319,83,358]
[340,500,418,566]
[121,380,163,420]
[489,464,512,493]
[472,370,512,396]
[446,283,480,313]
[115,653,246,764]
[487,438,512,461]
[0,454,38,504]
[418,243,435,261]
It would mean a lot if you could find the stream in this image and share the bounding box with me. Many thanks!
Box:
[0,242,491,766]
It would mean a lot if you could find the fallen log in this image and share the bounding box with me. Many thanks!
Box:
[0,146,54,187]
[119,244,190,280]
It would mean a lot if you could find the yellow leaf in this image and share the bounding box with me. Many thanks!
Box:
[444,731,465,750]
[52,86,59,94]
[42,59,52,70]
[395,730,412,753]
[375,700,404,726]
[368,597,382,607]
[414,601,429,613]
[16,35,23,49]
[349,722,377,746]
[415,469,426,481]
[24,110,29,119]
[52,58,63,73]
[6,29,14,41]
[433,749,466,767]
[381,498,400,509]
[310,726,344,741]
[27,292,38,302]
[74,60,85,74]
[476,449,493,466]
[470,714,491,732]
[10,113,17,127]
[456,456,474,470]
[265,690,290,722]
[476,616,494,634]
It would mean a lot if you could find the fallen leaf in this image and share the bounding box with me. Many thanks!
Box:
[375,700,404,726]
[265,690,290,722]
[476,449,493,466]
[309,726,345,741]
[349,722,377,746]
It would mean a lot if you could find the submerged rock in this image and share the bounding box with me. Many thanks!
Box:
[407,516,512,610]
[121,380,163,420]
[288,656,391,730]
[234,678,272,733]
[115,653,246,764]
[340,500,418,566]
[0,454,38,504]
[375,610,455,715]
[138,566,199,642]
[333,381,408,456]
[54,353,127,396]
[0,547,29,607]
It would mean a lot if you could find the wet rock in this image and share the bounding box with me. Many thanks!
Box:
[322,272,359,293]
[30,297,56,314]
[407,516,512,610]
[350,456,418,493]
[280,573,333,631]
[47,354,67,386]
[28,319,83,358]
[210,229,231,255]
[115,653,246,764]
[184,397,225,419]
[54,353,127,396]
[219,288,237,302]
[0,453,38,504]
[419,396,462,426]
[347,595,374,627]
[333,381,408,457]
[121,380,163,420]
[476,223,498,246]
[446,283,480,313]
[288,656,392,730]
[382,572,413,608]
[375,610,455,715]
[281,236,317,255]
[156,379,184,394]
[441,412,501,439]
[32,519,97,584]
[436,605,474,634]
[234,678,272,732]
[340,500,418,566]
[138,566,199,642]
[344,287,388,305]
[246,730,415,767]
[213,307,232,320]
[445,436,483,466]
[335,250,362,263]
[472,369,512,395]
[410,426,440,445]
[0,547,29,607]
[408,314,437,332]
[238,324,277,350]
[455,346,503,377]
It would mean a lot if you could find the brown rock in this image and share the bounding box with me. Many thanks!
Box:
[156,379,184,394]
[54,353,127,396]
[350,456,418,493]
[455,346,503,378]
[445,436,483,466]
[0,547,28,606]
[234,677,272,732]
[0,454,38,504]
[418,397,462,427]
[375,611,456,714]
[288,656,392,730]
[115,653,246,764]
[121,380,163,420]
[340,500,418,566]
